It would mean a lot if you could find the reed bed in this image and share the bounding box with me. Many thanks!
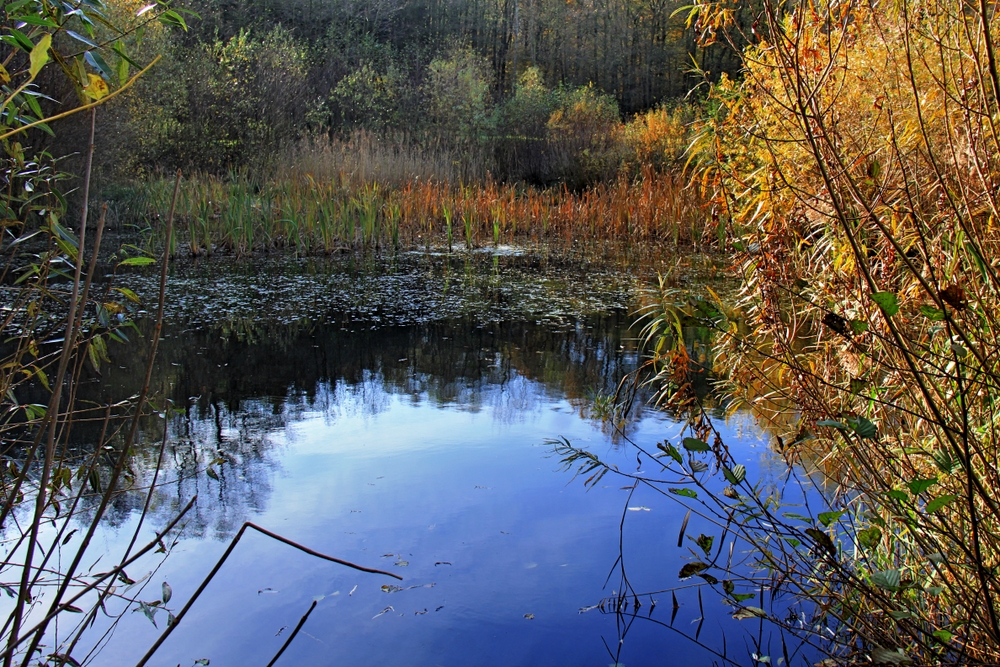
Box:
[122,165,708,256]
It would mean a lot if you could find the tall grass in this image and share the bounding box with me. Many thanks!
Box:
[121,163,708,256]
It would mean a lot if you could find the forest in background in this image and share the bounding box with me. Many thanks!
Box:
[39,0,752,185]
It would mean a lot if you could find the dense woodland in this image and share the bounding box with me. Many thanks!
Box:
[40,0,752,181]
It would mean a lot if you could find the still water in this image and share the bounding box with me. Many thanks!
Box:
[76,249,786,666]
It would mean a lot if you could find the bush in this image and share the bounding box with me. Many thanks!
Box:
[687,0,1000,661]
[424,47,495,148]
[544,84,625,188]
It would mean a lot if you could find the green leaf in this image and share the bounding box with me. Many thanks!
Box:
[158,9,188,30]
[723,464,746,485]
[887,490,909,502]
[678,561,709,579]
[84,51,114,82]
[871,569,901,590]
[870,291,900,316]
[925,494,957,514]
[932,629,953,644]
[845,415,877,439]
[29,34,51,79]
[816,419,847,430]
[206,466,219,481]
[65,30,99,49]
[919,305,946,321]
[906,476,938,496]
[111,287,142,303]
[732,592,755,602]
[932,450,962,475]
[818,510,844,527]
[888,610,912,620]
[870,647,911,665]
[120,256,156,266]
[682,437,710,452]
[657,441,683,463]
[858,527,882,549]
[850,319,869,334]
[694,534,714,556]
[668,487,697,499]
[137,601,158,627]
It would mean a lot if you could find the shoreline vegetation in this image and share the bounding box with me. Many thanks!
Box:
[110,108,711,257]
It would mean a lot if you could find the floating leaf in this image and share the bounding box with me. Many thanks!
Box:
[194,659,210,666]
[394,560,409,567]
[694,534,714,556]
[668,487,697,499]
[523,613,534,620]
[205,467,219,481]
[627,506,651,512]
[161,582,172,605]
[381,584,403,593]
[732,606,766,620]
[678,562,709,580]
[870,291,900,316]
[682,437,710,452]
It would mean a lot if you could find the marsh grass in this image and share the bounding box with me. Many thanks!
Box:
[117,163,708,257]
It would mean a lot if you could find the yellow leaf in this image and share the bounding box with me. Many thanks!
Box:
[29,34,51,79]
[83,74,109,101]
[0,63,10,85]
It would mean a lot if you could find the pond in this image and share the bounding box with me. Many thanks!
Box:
[51,248,797,666]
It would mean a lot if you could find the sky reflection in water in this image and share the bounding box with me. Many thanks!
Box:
[83,252,781,667]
